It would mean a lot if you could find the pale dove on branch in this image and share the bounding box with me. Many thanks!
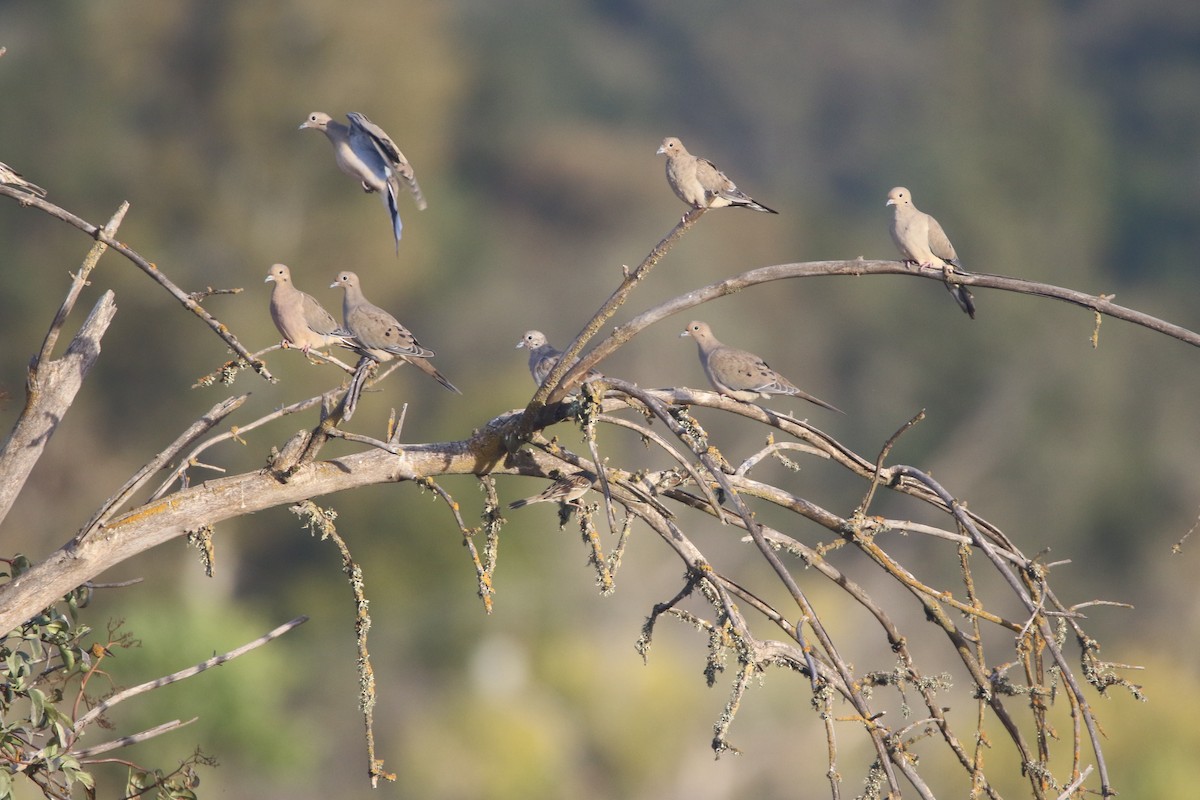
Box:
[515,330,601,387]
[265,263,350,354]
[0,161,47,198]
[330,270,460,394]
[300,112,426,251]
[508,473,593,510]
[656,137,778,214]
[886,186,976,318]
[682,320,842,413]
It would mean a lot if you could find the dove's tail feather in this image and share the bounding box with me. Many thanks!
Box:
[404,173,428,211]
[342,358,375,421]
[742,198,779,214]
[947,283,977,319]
[410,356,462,394]
[383,183,403,252]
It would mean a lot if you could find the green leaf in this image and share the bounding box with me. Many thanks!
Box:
[27,688,46,726]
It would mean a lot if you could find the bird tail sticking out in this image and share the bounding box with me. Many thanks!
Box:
[383,183,403,252]
[411,357,461,395]
[738,196,779,214]
[401,171,427,212]
[946,283,977,318]
[941,261,977,318]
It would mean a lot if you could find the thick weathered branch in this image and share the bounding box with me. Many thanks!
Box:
[0,292,118,528]
[0,409,532,632]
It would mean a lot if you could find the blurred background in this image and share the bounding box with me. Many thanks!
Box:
[2,1,1199,797]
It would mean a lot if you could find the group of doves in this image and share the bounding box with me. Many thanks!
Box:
[0,116,976,508]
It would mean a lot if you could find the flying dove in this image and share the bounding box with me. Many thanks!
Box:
[886,186,976,318]
[300,112,427,251]
[0,161,47,198]
[508,472,593,510]
[330,270,460,394]
[656,137,778,214]
[682,320,842,413]
[265,263,350,354]
[515,330,602,388]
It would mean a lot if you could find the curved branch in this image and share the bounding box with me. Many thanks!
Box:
[0,186,274,381]
[559,259,1200,387]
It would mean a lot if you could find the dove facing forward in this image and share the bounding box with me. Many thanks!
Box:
[300,112,426,251]
[886,186,976,318]
[508,473,593,510]
[656,137,778,214]
[515,330,601,388]
[266,264,350,354]
[330,270,460,394]
[682,321,842,413]
[0,161,47,198]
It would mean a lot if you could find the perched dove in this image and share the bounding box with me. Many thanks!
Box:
[508,473,593,510]
[330,270,460,394]
[656,137,778,214]
[265,263,350,354]
[0,161,47,198]
[682,320,842,413]
[300,112,427,251]
[515,330,602,388]
[886,186,976,319]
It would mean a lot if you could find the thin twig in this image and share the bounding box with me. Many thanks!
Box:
[0,186,276,380]
[78,395,249,539]
[1055,765,1094,800]
[857,409,925,516]
[73,616,307,732]
[74,718,198,759]
[325,427,402,454]
[37,203,127,366]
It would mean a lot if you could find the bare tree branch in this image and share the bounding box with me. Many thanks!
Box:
[0,292,118,528]
[560,259,1200,387]
[73,718,198,760]
[72,616,308,733]
[0,186,274,381]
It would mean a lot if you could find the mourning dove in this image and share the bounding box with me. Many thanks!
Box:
[682,321,842,413]
[886,186,976,318]
[265,264,350,354]
[515,330,602,388]
[330,270,460,394]
[508,472,593,510]
[0,161,47,198]
[300,112,426,251]
[656,137,778,214]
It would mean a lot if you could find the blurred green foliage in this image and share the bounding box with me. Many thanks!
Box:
[2,0,1199,797]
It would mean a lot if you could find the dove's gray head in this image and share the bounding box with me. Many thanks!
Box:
[299,111,334,132]
[681,320,718,346]
[516,330,548,350]
[265,263,292,284]
[885,186,912,209]
[657,136,686,157]
[330,270,361,291]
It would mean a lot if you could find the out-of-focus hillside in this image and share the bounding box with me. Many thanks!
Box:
[1,2,1198,798]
